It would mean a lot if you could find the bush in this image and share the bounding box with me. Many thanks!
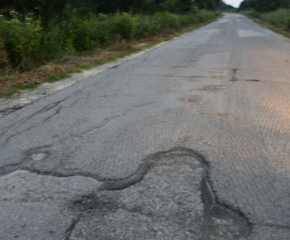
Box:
[109,12,135,40]
[260,9,290,27]
[287,17,290,28]
[0,13,43,71]
[0,36,10,73]
[249,9,290,28]
[252,11,261,18]
[42,23,74,59]
[132,15,158,39]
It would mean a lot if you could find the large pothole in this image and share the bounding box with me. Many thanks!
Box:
[70,148,251,240]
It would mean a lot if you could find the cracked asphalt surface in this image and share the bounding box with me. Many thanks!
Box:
[1,13,290,239]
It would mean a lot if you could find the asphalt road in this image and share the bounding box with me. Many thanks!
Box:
[1,13,290,239]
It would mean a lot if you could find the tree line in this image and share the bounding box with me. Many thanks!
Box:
[239,0,290,12]
[0,0,221,20]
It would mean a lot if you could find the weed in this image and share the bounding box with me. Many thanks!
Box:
[247,9,290,28]
[45,72,70,83]
[68,68,82,74]
[244,10,290,39]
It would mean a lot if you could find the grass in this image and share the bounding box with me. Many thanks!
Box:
[242,11,290,39]
[0,83,40,97]
[0,15,221,97]
[45,72,70,83]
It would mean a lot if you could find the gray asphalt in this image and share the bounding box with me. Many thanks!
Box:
[1,13,290,239]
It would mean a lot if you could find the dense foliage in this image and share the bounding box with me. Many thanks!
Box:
[194,0,221,11]
[238,0,290,12]
[238,0,290,29]
[238,0,252,11]
[0,0,222,19]
[0,10,218,73]
[257,8,290,27]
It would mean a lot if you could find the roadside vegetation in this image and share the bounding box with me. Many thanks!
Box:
[238,0,290,28]
[238,0,290,39]
[0,0,221,96]
[246,9,290,29]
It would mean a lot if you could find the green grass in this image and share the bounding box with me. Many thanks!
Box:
[45,72,70,83]
[0,83,40,97]
[259,9,290,27]
[265,25,290,38]
[68,68,83,74]
[243,11,290,39]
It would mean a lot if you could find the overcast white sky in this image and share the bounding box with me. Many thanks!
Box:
[223,0,243,8]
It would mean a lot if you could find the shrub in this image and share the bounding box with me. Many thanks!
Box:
[259,9,290,27]
[0,36,10,73]
[252,11,261,18]
[133,15,158,39]
[0,13,42,71]
[92,14,111,46]
[42,22,74,60]
[109,12,135,40]
[287,17,290,28]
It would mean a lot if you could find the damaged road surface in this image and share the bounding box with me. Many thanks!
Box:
[1,13,290,239]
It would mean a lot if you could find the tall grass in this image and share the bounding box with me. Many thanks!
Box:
[259,9,290,27]
[0,10,218,74]
[247,9,290,28]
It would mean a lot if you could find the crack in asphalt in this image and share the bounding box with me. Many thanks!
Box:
[0,43,157,119]
[255,222,290,230]
[66,147,252,239]
[63,215,81,240]
[0,106,23,116]
[0,147,287,239]
[0,98,159,177]
[0,94,159,149]
[53,99,161,145]
[0,167,100,182]
[0,96,71,145]
[5,147,286,239]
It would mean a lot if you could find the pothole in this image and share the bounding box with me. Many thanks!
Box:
[28,152,48,161]
[70,148,251,240]
[73,195,118,213]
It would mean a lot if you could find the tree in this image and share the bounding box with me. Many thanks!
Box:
[0,0,67,24]
[238,0,252,11]
[194,0,221,11]
[249,0,289,12]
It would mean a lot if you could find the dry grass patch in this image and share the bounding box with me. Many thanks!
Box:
[0,54,113,89]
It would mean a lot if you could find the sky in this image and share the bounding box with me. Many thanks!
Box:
[223,0,243,8]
